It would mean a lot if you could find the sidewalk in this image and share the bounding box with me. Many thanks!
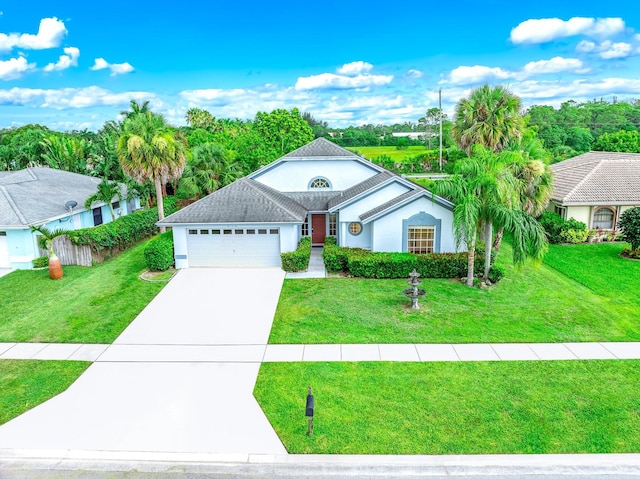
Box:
[285,246,326,278]
[2,341,639,362]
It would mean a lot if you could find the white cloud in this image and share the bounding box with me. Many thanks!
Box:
[0,56,36,80]
[445,65,514,85]
[513,78,640,101]
[510,17,625,44]
[598,41,633,59]
[295,72,393,91]
[91,57,134,76]
[405,69,423,79]
[44,46,80,72]
[0,17,67,51]
[522,57,584,74]
[0,86,155,109]
[336,61,373,76]
[577,40,634,59]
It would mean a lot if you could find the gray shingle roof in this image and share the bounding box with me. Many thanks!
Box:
[360,190,424,221]
[283,191,341,211]
[0,168,105,227]
[282,137,362,158]
[159,178,308,224]
[551,151,640,204]
[327,171,395,209]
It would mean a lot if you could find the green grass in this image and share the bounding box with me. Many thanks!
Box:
[269,243,640,344]
[0,240,166,343]
[347,146,428,162]
[0,360,90,425]
[254,360,640,454]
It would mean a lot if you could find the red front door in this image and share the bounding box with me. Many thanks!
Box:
[311,214,326,244]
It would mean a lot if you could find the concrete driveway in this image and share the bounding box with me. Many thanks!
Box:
[0,268,287,455]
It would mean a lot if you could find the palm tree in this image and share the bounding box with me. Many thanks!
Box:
[178,143,242,199]
[120,99,151,121]
[30,225,68,279]
[117,112,186,232]
[84,178,123,221]
[453,84,524,154]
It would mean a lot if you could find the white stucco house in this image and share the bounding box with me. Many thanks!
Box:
[159,138,458,268]
[549,151,640,230]
[0,168,140,270]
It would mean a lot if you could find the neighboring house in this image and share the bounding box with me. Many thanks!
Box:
[549,151,640,230]
[0,168,140,270]
[159,138,458,268]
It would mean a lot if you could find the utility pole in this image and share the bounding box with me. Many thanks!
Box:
[439,88,443,171]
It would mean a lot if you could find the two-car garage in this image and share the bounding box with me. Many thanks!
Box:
[186,227,281,267]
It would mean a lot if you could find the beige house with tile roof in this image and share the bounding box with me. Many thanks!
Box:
[549,151,640,230]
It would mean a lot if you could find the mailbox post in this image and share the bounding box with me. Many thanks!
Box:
[306,386,314,435]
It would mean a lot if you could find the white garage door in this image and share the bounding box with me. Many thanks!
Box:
[187,227,281,267]
[0,231,9,268]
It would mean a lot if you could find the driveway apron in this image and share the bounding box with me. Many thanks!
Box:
[0,268,287,455]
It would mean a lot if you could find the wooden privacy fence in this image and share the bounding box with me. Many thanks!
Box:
[52,236,112,266]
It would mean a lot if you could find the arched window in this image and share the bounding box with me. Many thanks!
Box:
[593,207,615,230]
[308,177,331,190]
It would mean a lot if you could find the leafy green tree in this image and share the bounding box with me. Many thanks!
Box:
[186,108,219,131]
[302,112,329,138]
[40,134,87,173]
[117,112,186,232]
[453,84,525,154]
[0,125,51,170]
[178,143,241,199]
[253,108,314,164]
[618,207,640,251]
[120,99,151,121]
[593,130,640,153]
[84,179,124,221]
[565,127,594,153]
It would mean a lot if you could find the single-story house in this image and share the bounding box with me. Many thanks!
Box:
[159,138,459,268]
[549,151,640,230]
[0,167,139,269]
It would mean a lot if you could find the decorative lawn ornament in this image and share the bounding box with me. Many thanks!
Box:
[403,269,426,309]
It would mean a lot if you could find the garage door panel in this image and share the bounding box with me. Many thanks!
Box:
[187,228,280,267]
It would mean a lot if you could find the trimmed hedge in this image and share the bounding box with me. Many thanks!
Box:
[323,238,493,280]
[144,231,175,271]
[66,197,177,252]
[281,237,311,272]
[32,255,49,268]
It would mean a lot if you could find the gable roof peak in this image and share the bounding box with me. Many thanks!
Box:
[281,137,362,159]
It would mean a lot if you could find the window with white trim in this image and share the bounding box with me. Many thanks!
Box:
[329,213,337,236]
[593,207,615,229]
[301,216,309,236]
[309,177,330,189]
[407,226,435,254]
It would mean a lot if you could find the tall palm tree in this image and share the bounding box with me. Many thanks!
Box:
[120,99,151,121]
[178,143,242,199]
[453,84,524,154]
[84,178,123,221]
[117,112,186,232]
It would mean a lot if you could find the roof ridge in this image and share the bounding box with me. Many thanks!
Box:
[245,178,307,219]
[564,161,602,201]
[0,184,28,225]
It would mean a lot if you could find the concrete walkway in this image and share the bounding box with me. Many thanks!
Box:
[0,268,12,278]
[2,341,639,362]
[285,246,326,278]
[0,268,287,456]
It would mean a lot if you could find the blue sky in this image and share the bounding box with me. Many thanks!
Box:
[1,1,640,131]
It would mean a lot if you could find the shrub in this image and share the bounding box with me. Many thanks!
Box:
[144,231,175,271]
[539,211,588,244]
[67,197,177,252]
[488,265,505,284]
[32,255,49,268]
[322,242,488,279]
[618,206,640,251]
[281,237,311,272]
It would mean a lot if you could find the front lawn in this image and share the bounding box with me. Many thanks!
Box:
[0,360,90,425]
[254,360,640,454]
[269,242,640,344]
[0,240,166,343]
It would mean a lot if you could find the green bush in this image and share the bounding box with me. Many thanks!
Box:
[144,231,175,271]
[619,206,640,251]
[539,211,588,244]
[322,242,488,279]
[488,265,505,284]
[281,237,311,272]
[621,248,640,259]
[32,255,48,268]
[67,197,177,252]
